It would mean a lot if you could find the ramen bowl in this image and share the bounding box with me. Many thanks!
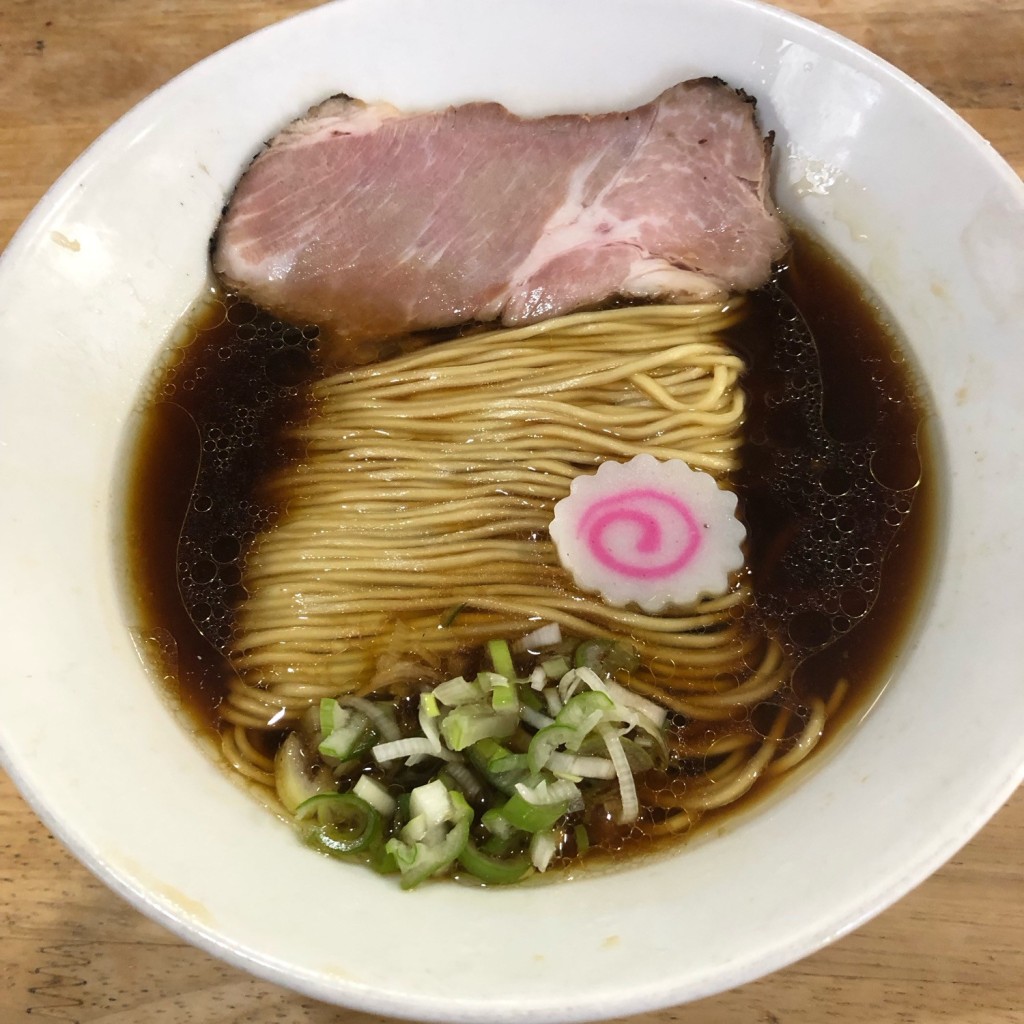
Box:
[1,0,1022,1020]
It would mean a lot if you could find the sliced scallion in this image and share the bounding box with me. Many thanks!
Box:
[600,723,639,824]
[433,675,481,706]
[487,638,517,680]
[353,775,397,818]
[298,793,382,858]
[440,705,517,751]
[339,696,400,743]
[373,736,455,763]
[458,839,531,885]
[386,788,473,889]
[498,791,569,833]
[530,829,559,872]
[514,623,562,652]
[546,750,616,780]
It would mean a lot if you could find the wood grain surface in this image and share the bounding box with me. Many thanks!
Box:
[1,1,1022,1021]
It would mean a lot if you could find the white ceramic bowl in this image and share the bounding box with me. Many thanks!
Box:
[1,0,1022,1020]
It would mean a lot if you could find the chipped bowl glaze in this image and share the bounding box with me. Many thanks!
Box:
[1,0,1022,1020]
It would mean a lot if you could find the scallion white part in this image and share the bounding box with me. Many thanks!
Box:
[520,705,555,731]
[542,689,563,717]
[432,675,481,706]
[410,778,454,828]
[491,679,519,713]
[373,737,454,764]
[515,623,563,652]
[546,751,616,780]
[571,666,608,694]
[529,667,547,689]
[443,760,485,799]
[541,656,571,680]
[515,777,582,810]
[477,671,509,690]
[318,714,368,760]
[440,705,516,751]
[481,807,516,840]
[401,814,429,844]
[419,693,444,753]
[599,677,669,728]
[340,696,401,742]
[353,776,397,817]
[530,830,558,872]
[319,697,342,736]
[600,724,639,823]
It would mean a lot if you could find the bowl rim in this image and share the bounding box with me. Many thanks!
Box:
[1,0,1023,1020]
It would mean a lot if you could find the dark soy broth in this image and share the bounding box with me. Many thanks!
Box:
[122,226,936,850]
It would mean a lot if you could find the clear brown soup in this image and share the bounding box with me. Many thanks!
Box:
[122,226,936,858]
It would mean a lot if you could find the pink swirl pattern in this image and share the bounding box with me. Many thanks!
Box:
[549,454,745,613]
[579,487,702,581]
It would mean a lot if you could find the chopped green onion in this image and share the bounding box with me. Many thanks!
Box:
[526,692,613,773]
[318,707,373,760]
[433,675,482,706]
[528,723,578,774]
[519,686,543,712]
[280,629,671,887]
[619,736,658,773]
[599,723,639,823]
[574,824,590,856]
[546,750,616,780]
[467,740,529,795]
[353,776,397,818]
[542,689,562,718]
[514,623,563,652]
[409,778,455,828]
[541,656,571,681]
[515,777,582,810]
[487,638,517,680]
[320,697,342,736]
[418,693,443,754]
[368,840,400,875]
[476,670,509,692]
[386,788,473,889]
[458,839,532,885]
[520,705,554,731]
[440,761,485,799]
[339,696,400,743]
[491,678,519,713]
[440,705,517,751]
[489,750,528,775]
[498,790,570,833]
[470,737,507,764]
[373,736,455,763]
[530,829,559,872]
[559,667,611,703]
[481,807,518,840]
[401,813,429,844]
[598,676,669,728]
[573,638,641,677]
[293,791,343,823]
[298,793,382,857]
[557,690,615,730]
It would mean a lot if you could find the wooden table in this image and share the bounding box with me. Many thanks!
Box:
[1,2,1022,1021]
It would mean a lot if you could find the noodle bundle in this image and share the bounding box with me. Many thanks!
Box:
[222,301,831,823]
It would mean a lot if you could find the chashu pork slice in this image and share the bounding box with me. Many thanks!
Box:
[213,79,788,358]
